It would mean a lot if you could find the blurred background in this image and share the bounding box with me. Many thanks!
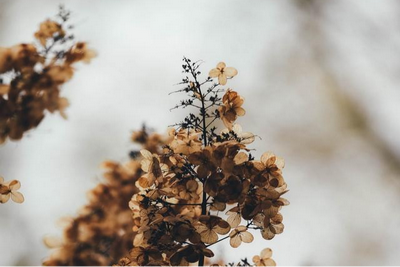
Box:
[1,0,400,265]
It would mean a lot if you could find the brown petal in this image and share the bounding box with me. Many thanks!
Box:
[8,180,21,190]
[200,229,218,244]
[261,228,275,240]
[230,234,242,248]
[235,107,246,116]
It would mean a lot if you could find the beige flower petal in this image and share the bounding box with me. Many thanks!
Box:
[252,255,261,265]
[240,132,255,144]
[227,212,241,228]
[263,258,276,266]
[260,248,273,259]
[230,234,242,248]
[235,225,247,232]
[241,231,254,243]
[271,223,284,234]
[234,152,248,165]
[209,68,220,78]
[11,191,24,203]
[43,235,63,248]
[232,123,242,133]
[236,107,246,116]
[0,194,10,203]
[141,160,150,172]
[215,220,231,235]
[140,149,153,160]
[260,152,274,165]
[0,176,4,184]
[8,180,21,190]
[224,67,238,77]
[275,156,285,169]
[217,62,226,69]
[219,74,227,85]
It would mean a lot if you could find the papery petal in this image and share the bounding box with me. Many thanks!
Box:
[241,231,254,243]
[252,255,261,265]
[240,132,255,144]
[261,228,275,240]
[234,152,248,165]
[275,156,285,169]
[11,191,24,203]
[141,160,150,172]
[263,258,276,266]
[217,62,226,70]
[215,220,231,235]
[201,229,218,244]
[0,194,10,203]
[43,235,63,248]
[230,234,242,248]
[218,74,227,85]
[235,225,247,232]
[235,107,246,116]
[140,149,153,160]
[227,212,241,228]
[271,223,284,234]
[8,180,21,190]
[260,152,274,165]
[260,248,273,259]
[224,67,238,77]
[209,68,220,78]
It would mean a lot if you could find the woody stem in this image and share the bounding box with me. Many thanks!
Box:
[184,57,208,266]
[198,84,208,267]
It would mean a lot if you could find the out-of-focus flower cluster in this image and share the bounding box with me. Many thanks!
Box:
[43,128,165,266]
[0,176,24,204]
[0,7,95,144]
[112,59,289,266]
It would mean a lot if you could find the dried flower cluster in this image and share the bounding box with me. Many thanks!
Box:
[0,6,95,144]
[0,176,24,204]
[43,127,166,265]
[112,58,289,266]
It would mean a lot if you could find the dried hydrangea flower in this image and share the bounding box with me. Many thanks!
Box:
[43,128,165,266]
[0,7,95,144]
[252,248,276,266]
[229,225,254,248]
[0,177,24,204]
[111,58,289,266]
[218,89,246,129]
[209,62,238,85]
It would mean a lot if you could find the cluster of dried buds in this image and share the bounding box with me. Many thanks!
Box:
[0,176,24,204]
[43,128,166,265]
[113,59,288,266]
[0,6,95,144]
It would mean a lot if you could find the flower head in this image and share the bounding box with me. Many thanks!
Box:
[229,225,254,248]
[0,177,24,204]
[218,90,245,129]
[209,62,238,85]
[253,248,276,266]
